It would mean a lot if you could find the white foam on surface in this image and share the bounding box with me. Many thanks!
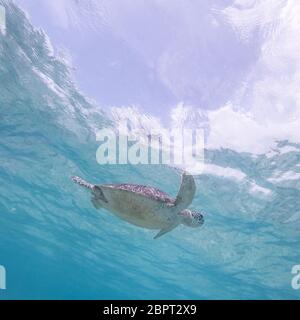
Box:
[249,182,272,196]
[268,170,300,183]
[201,164,247,181]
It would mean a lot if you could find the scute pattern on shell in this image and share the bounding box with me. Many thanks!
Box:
[104,184,175,204]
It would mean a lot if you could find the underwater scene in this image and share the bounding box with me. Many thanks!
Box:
[0,0,300,299]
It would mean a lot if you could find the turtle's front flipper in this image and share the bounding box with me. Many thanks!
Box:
[174,172,196,212]
[154,223,178,240]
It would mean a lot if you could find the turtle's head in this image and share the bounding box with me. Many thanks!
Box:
[179,209,204,228]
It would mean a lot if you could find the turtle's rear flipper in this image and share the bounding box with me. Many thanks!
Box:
[91,196,102,209]
[153,223,178,239]
[92,186,108,203]
[71,176,94,190]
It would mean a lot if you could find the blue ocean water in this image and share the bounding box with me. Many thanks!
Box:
[1,1,300,299]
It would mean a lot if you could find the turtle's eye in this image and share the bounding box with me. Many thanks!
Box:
[191,211,204,225]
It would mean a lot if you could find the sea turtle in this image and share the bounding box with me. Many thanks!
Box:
[71,172,204,239]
